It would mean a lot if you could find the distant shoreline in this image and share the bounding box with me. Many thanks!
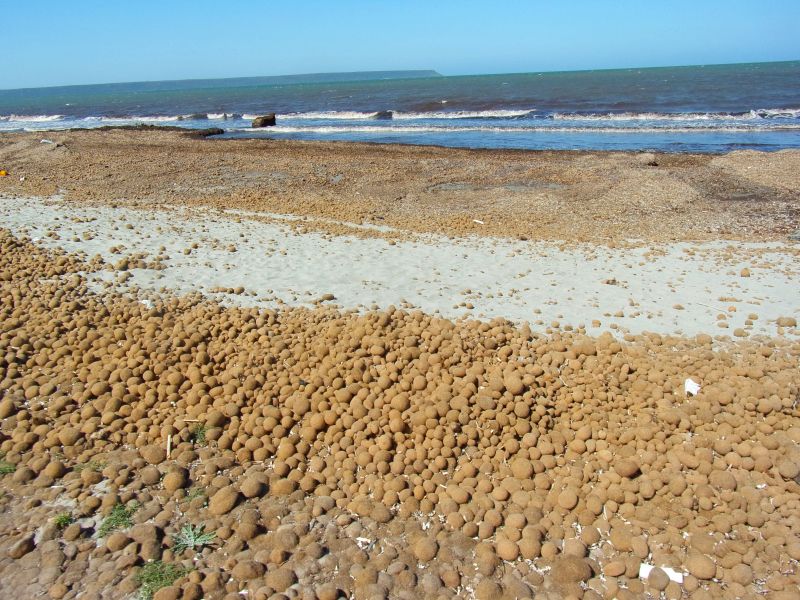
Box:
[3,59,798,93]
[0,69,444,94]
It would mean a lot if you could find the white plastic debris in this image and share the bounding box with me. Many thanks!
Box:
[639,563,685,583]
[355,537,372,550]
[473,219,485,225]
[684,378,701,396]
[40,139,55,144]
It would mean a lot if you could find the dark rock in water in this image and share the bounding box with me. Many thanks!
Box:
[94,124,185,133]
[187,113,208,120]
[222,113,242,121]
[252,113,276,128]
[188,128,224,138]
[230,113,242,120]
[373,110,393,120]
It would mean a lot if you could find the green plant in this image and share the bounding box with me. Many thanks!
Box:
[0,451,13,475]
[136,561,189,600]
[74,460,107,473]
[172,524,216,554]
[182,487,207,506]
[98,502,138,537]
[189,424,207,446]
[53,513,74,529]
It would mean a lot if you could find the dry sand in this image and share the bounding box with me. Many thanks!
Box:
[1,196,798,339]
[0,131,799,600]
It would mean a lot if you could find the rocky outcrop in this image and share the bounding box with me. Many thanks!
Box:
[252,114,276,127]
[187,127,224,138]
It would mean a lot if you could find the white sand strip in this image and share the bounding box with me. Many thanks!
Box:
[1,196,798,338]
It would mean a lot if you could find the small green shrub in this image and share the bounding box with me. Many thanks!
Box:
[136,561,189,600]
[181,487,207,506]
[74,460,107,472]
[0,452,14,475]
[97,502,137,537]
[53,513,74,529]
[189,425,207,446]
[172,524,216,554]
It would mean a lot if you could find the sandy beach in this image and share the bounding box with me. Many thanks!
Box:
[0,130,799,600]
[1,196,798,339]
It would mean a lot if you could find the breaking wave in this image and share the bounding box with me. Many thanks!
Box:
[551,108,800,121]
[3,107,797,127]
[280,111,385,120]
[0,114,64,122]
[230,123,800,134]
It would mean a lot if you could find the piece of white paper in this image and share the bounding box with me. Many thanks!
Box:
[639,563,685,583]
[685,378,701,396]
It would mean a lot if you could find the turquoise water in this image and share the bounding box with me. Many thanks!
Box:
[1,62,799,152]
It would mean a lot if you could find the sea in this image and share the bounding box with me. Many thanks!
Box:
[1,62,799,152]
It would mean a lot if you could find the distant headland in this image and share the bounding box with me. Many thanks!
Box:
[2,70,443,94]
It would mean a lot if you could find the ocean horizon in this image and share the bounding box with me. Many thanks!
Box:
[2,61,799,152]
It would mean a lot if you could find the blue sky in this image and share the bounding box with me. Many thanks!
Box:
[3,0,799,89]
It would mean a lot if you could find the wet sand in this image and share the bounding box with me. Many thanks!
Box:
[0,130,799,600]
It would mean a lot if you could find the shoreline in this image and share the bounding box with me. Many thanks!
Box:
[5,123,796,156]
[1,129,799,244]
[0,123,782,156]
